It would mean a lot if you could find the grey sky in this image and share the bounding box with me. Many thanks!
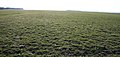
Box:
[1,0,120,13]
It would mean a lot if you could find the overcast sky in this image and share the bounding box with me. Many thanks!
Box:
[0,0,120,13]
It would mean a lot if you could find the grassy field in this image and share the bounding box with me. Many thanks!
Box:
[0,10,120,57]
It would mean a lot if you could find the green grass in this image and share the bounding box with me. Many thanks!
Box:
[0,10,120,57]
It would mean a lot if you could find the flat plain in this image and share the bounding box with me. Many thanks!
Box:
[0,10,120,57]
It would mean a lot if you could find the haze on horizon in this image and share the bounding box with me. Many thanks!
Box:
[0,0,120,13]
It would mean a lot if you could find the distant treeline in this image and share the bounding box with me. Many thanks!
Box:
[0,7,23,10]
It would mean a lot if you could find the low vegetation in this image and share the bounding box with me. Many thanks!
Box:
[0,10,120,57]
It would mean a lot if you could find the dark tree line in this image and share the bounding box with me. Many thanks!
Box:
[0,7,23,10]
